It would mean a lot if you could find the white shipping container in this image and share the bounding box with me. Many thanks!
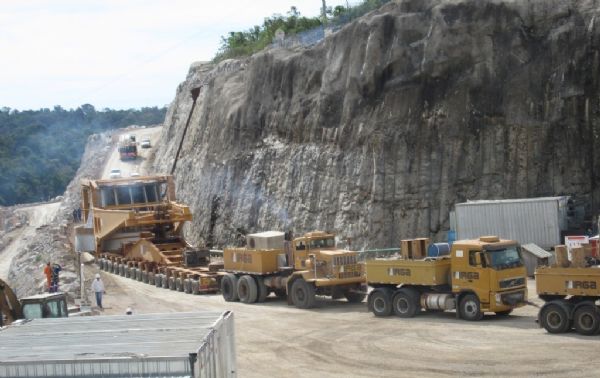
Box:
[454,197,569,249]
[0,311,236,378]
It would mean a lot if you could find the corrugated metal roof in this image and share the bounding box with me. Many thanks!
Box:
[522,243,553,259]
[0,311,228,377]
[458,196,568,205]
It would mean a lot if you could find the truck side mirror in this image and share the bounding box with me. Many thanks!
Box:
[474,252,482,266]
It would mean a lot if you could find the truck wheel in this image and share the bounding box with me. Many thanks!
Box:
[368,288,393,317]
[291,279,316,309]
[392,289,419,318]
[495,309,513,317]
[255,276,268,303]
[573,305,600,335]
[221,274,239,302]
[237,275,258,303]
[460,294,483,321]
[540,303,570,333]
[344,291,366,303]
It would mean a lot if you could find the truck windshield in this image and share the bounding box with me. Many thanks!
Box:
[309,238,335,249]
[487,247,523,270]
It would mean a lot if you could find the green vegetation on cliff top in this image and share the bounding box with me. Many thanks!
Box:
[214,0,390,62]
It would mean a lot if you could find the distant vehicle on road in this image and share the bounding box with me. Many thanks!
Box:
[130,172,140,177]
[118,134,138,160]
[140,139,151,148]
[109,169,122,179]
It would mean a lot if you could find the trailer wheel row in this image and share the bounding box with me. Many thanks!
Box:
[221,273,272,304]
[539,299,600,335]
[97,257,214,297]
[369,287,494,321]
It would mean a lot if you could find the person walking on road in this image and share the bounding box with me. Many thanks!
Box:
[44,262,52,292]
[91,274,105,310]
[50,263,62,293]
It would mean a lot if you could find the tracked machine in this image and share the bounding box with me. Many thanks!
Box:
[75,175,221,294]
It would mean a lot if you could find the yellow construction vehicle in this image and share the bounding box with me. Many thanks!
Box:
[0,278,68,327]
[221,231,366,308]
[366,236,528,320]
[536,266,600,335]
[76,175,220,294]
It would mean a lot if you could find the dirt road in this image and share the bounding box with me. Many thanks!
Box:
[93,272,596,378]
[102,126,162,179]
[0,202,61,281]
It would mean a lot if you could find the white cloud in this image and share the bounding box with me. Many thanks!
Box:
[1,0,353,110]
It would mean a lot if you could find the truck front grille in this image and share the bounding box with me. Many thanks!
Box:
[499,277,525,289]
[333,255,357,266]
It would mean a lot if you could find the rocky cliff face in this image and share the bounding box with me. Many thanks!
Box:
[152,0,600,249]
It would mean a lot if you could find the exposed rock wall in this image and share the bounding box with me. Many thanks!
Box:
[152,0,600,249]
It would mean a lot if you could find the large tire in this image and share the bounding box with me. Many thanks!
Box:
[221,274,239,302]
[392,288,420,318]
[460,294,483,321]
[255,276,268,303]
[238,275,258,304]
[155,274,163,287]
[368,288,393,317]
[191,279,200,295]
[540,303,570,334]
[345,291,367,304]
[573,305,600,336]
[291,279,316,309]
[184,279,192,294]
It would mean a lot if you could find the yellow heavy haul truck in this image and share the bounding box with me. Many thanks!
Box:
[221,231,366,309]
[536,266,600,335]
[365,236,528,320]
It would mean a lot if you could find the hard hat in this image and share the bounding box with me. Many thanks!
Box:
[95,273,100,278]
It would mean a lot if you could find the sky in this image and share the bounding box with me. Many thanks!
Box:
[1,0,351,110]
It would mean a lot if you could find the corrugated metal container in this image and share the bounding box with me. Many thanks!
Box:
[0,311,236,378]
[455,197,569,249]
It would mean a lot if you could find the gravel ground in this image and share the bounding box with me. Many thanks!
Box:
[88,272,598,378]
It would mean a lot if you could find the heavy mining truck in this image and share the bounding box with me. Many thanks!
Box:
[366,236,528,320]
[221,231,366,309]
[75,175,220,294]
[118,134,137,161]
[1,278,68,327]
[536,248,600,335]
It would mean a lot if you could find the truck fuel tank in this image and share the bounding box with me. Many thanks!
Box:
[420,293,456,311]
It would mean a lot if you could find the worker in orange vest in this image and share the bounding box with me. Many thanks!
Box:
[43,262,52,292]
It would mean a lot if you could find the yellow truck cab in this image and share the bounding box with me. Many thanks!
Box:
[221,231,366,309]
[366,236,527,320]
